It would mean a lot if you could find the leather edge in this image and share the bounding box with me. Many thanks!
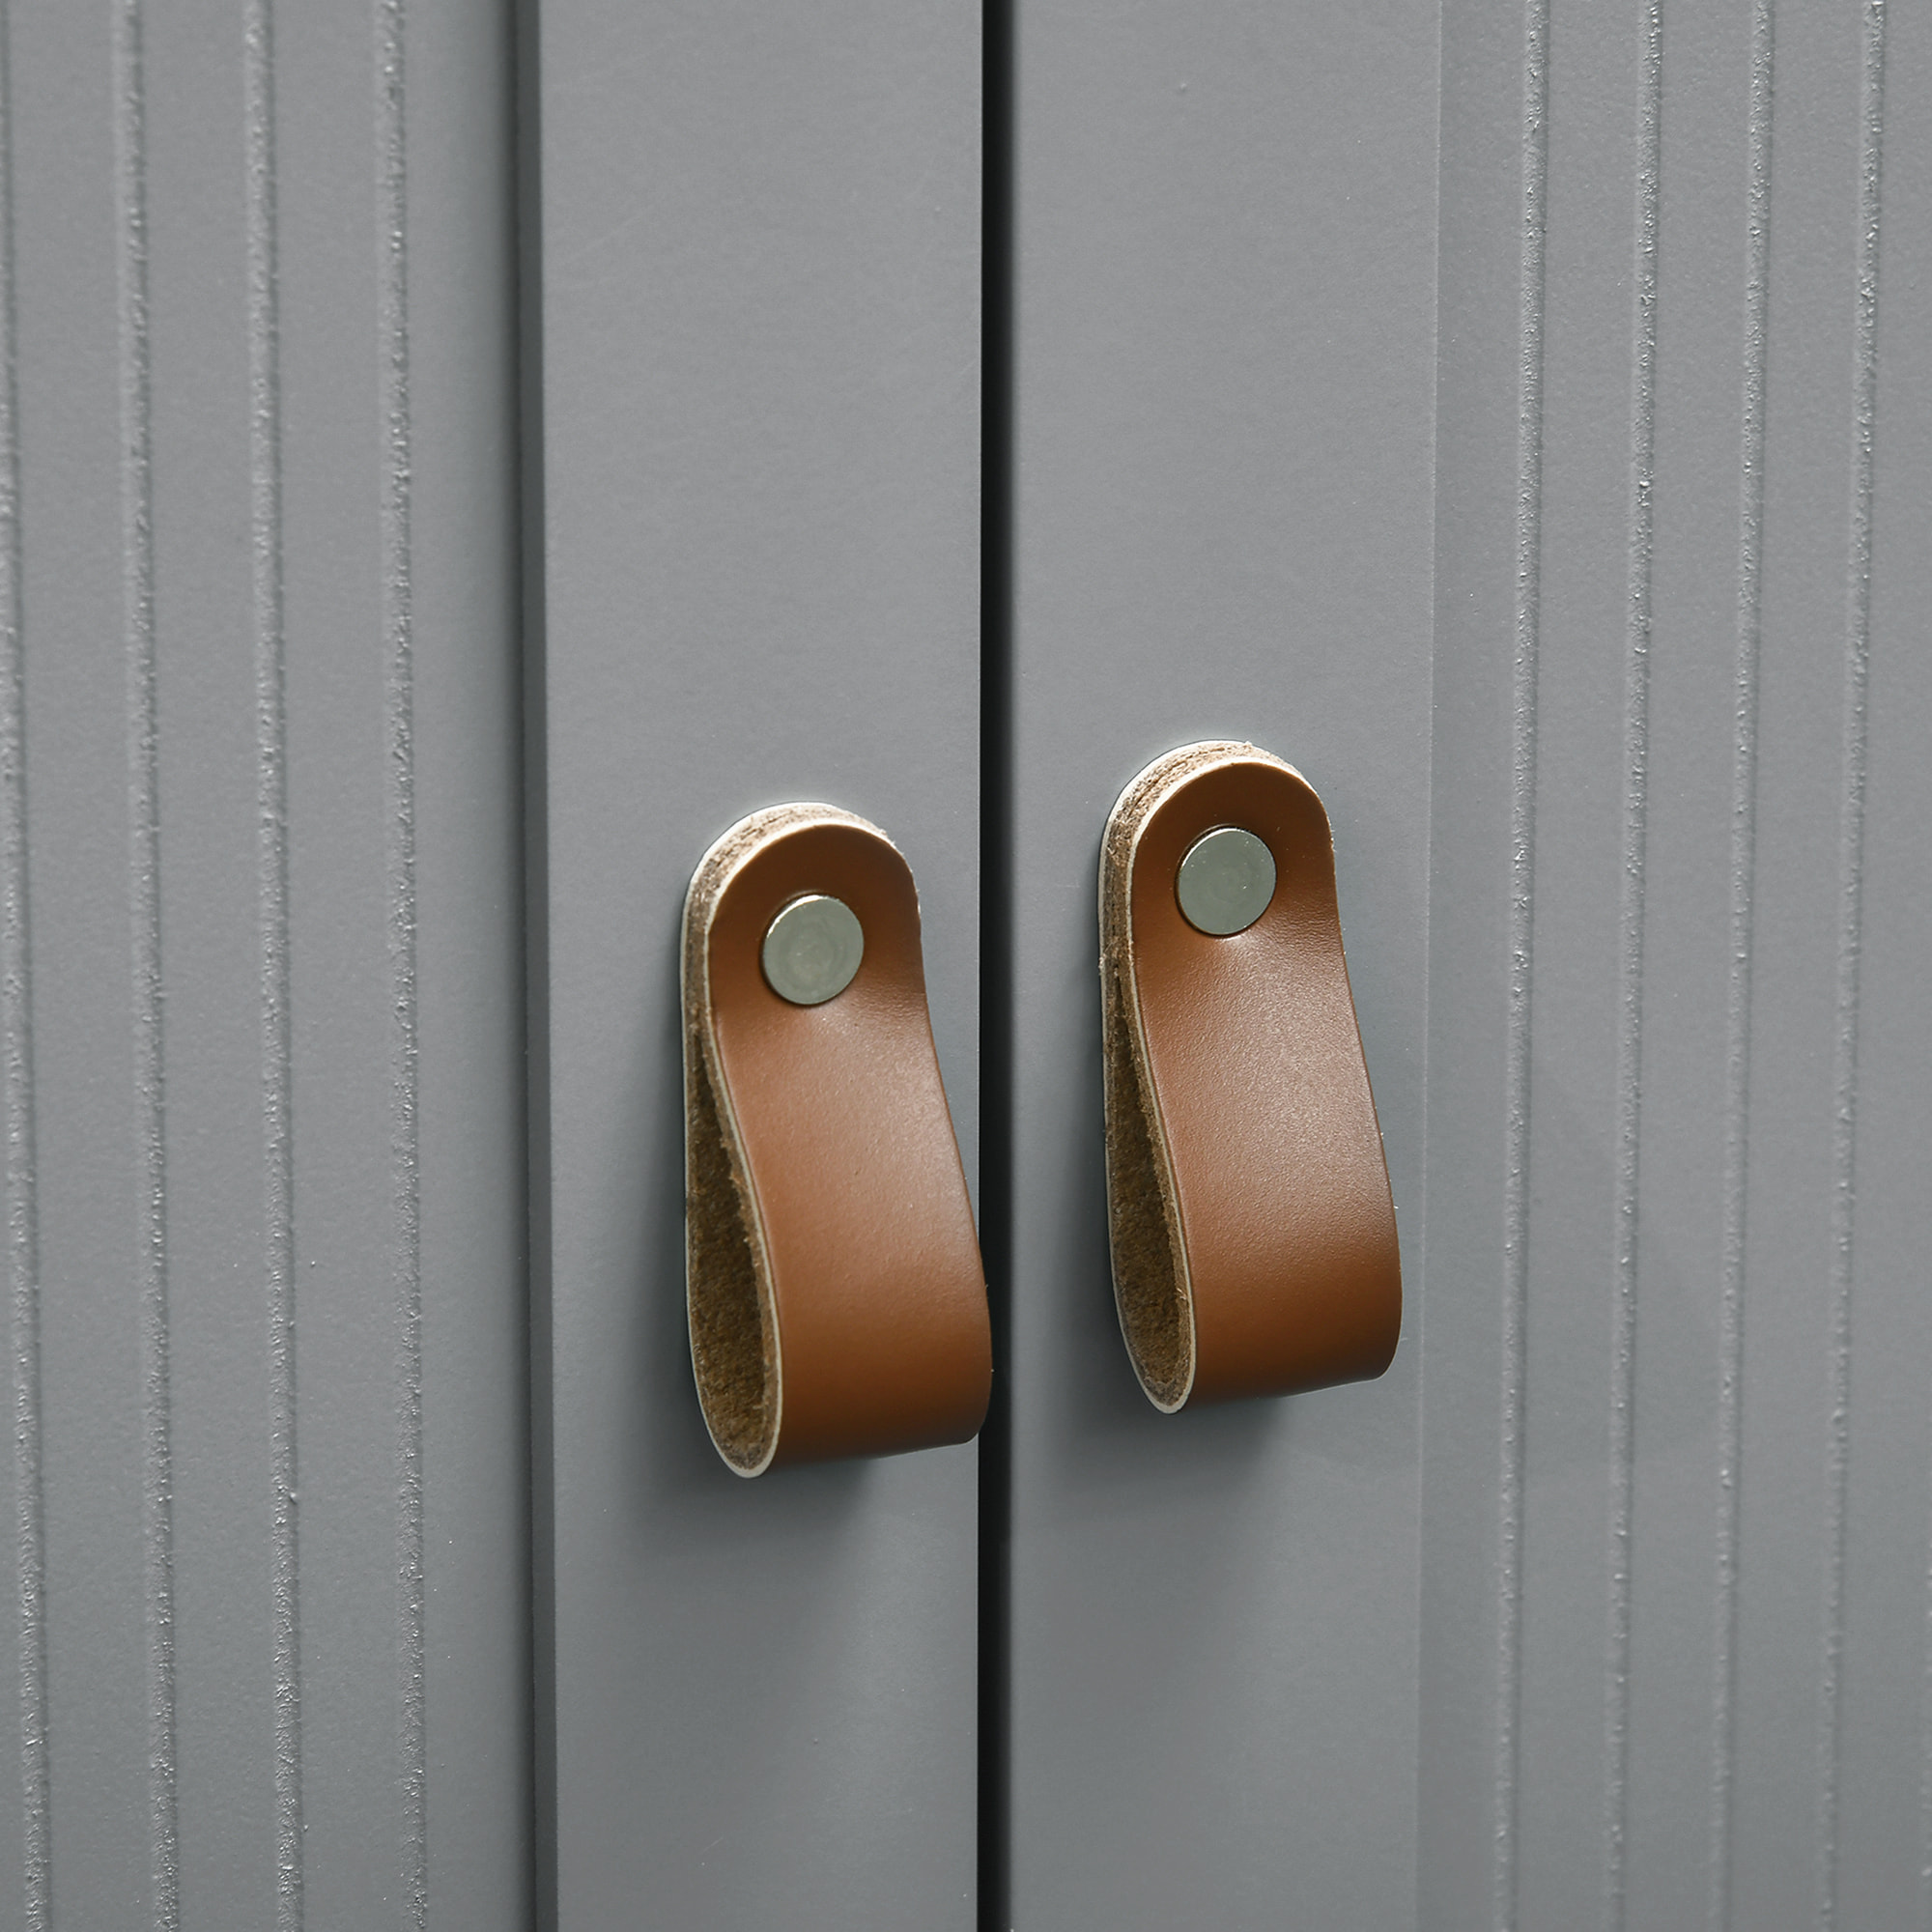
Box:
[1101,741,1317,1413]
[682,803,891,1475]
[1102,746,1250,1408]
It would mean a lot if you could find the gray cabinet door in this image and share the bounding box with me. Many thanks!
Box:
[12,2,1924,1926]
[1001,3,1932,1929]
[999,4,1438,1924]
[525,4,984,1926]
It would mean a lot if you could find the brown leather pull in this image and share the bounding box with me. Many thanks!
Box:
[1099,742,1401,1410]
[682,805,992,1474]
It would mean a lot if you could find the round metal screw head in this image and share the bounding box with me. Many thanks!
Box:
[1176,826,1276,936]
[761,894,865,1006]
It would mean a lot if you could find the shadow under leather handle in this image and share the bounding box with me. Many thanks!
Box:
[1099,742,1402,1411]
[682,804,992,1475]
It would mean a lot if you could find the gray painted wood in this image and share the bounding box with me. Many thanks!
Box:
[0,1,526,1924]
[1003,4,1440,1924]
[1009,1,1930,1928]
[526,3,982,1925]
[5,4,1924,1925]
[1423,2,1932,1928]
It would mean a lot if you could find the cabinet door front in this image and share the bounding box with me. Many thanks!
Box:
[527,5,985,1925]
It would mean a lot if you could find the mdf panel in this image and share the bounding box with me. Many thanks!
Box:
[1001,2,1440,1924]
[1421,2,1932,1927]
[526,4,982,1925]
[1,1,526,1925]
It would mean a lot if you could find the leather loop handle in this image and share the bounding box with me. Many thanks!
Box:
[1100,743,1401,1410]
[683,805,992,1474]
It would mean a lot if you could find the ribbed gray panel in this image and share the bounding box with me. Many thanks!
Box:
[0,3,526,1925]
[1424,4,1932,1929]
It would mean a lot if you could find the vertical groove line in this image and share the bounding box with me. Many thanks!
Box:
[112,5,178,1925]
[1495,5,1549,1927]
[245,3,301,1923]
[1710,6,1774,1928]
[975,1,1014,1927]
[376,2,425,1924]
[0,7,46,1924]
[1818,5,1885,1927]
[511,0,556,1918]
[1604,7,1662,1928]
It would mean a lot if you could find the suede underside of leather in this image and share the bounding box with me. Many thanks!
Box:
[684,807,819,1472]
[1100,748,1229,1408]
[684,1049,773,1469]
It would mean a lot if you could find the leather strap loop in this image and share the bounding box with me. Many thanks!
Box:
[1100,743,1401,1409]
[683,805,992,1473]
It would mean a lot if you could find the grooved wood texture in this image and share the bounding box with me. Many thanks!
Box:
[1424,2,1932,1927]
[0,3,527,1924]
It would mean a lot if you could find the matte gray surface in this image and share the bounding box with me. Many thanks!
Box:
[1005,4,1439,1924]
[0,1,527,1923]
[1422,2,1932,1928]
[527,4,981,1926]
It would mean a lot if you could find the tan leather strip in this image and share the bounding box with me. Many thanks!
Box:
[683,805,992,1473]
[1100,743,1401,1409]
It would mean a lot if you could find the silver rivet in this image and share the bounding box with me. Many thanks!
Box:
[1176,826,1275,936]
[761,894,865,1006]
